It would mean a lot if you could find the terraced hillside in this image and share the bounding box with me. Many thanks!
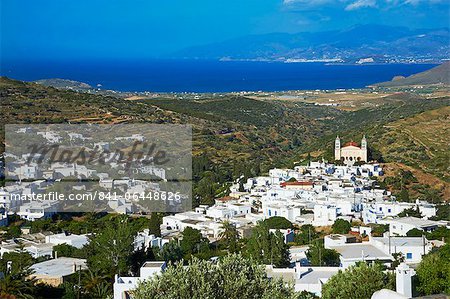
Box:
[374,107,450,200]
[378,107,449,181]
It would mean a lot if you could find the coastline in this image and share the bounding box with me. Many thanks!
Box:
[0,60,439,94]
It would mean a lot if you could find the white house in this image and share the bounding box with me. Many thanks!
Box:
[134,229,168,251]
[324,233,435,267]
[45,233,89,249]
[263,202,302,223]
[313,204,338,226]
[370,235,433,264]
[266,263,341,297]
[388,217,439,236]
[17,201,58,221]
[206,206,234,220]
[113,261,166,299]
[30,257,87,287]
[331,242,394,268]
[294,266,341,296]
[24,243,54,258]
[324,235,394,268]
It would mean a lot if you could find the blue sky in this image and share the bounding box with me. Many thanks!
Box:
[1,0,449,60]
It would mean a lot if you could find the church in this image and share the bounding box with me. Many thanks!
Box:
[334,135,367,164]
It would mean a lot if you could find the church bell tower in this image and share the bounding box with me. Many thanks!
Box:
[361,135,367,161]
[334,136,341,161]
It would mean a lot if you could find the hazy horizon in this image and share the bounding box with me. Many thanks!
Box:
[2,0,450,61]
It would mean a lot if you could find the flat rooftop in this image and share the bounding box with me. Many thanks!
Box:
[391,217,438,227]
[372,237,428,247]
[298,267,341,284]
[331,243,393,261]
[181,219,203,225]
[142,261,166,268]
[30,257,86,277]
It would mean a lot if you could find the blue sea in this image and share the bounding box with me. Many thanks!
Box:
[0,59,436,93]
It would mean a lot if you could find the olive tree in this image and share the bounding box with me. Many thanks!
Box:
[132,254,298,299]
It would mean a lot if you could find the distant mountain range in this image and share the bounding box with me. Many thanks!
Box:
[375,61,450,87]
[171,24,449,63]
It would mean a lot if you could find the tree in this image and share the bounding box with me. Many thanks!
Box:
[245,222,290,267]
[0,252,37,299]
[0,251,34,275]
[322,263,395,299]
[406,228,424,237]
[422,188,442,204]
[430,204,450,221]
[368,147,383,162]
[427,227,450,242]
[30,218,54,233]
[5,225,21,239]
[194,171,220,205]
[155,240,183,263]
[297,290,319,299]
[263,216,293,230]
[331,219,351,234]
[219,220,240,253]
[306,240,340,266]
[270,230,291,268]
[53,244,86,258]
[396,189,410,202]
[131,254,298,299]
[369,224,389,237]
[81,268,111,299]
[0,271,37,299]
[148,212,162,237]
[86,215,136,277]
[131,246,156,275]
[295,224,319,245]
[180,227,209,257]
[416,244,450,295]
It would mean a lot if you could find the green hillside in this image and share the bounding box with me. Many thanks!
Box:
[375,62,450,87]
[1,76,449,204]
[297,103,450,201]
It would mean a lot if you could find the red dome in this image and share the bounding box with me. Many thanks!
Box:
[344,141,359,147]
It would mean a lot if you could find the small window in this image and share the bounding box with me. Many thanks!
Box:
[388,209,392,213]
[406,253,412,259]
